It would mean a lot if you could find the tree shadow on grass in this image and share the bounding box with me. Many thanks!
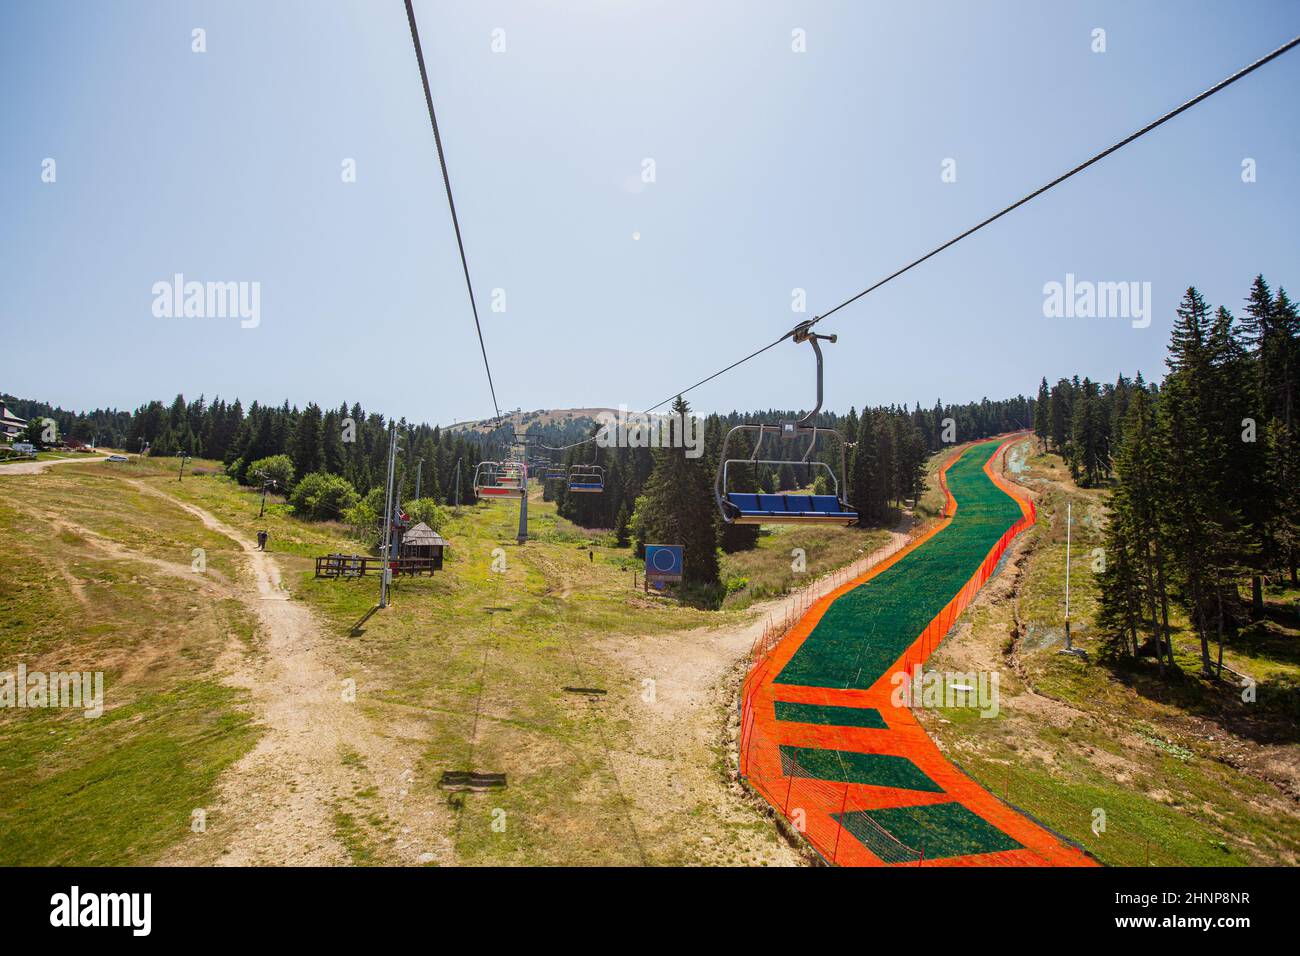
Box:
[1103,655,1300,746]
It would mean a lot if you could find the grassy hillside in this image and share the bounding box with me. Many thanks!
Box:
[0,457,260,865]
[916,438,1300,866]
[0,455,891,865]
[11,442,1289,866]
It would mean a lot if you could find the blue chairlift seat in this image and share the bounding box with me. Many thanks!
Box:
[724,491,856,525]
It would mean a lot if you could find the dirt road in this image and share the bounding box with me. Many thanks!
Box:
[594,521,916,865]
[132,481,456,866]
[0,455,107,475]
[12,459,920,866]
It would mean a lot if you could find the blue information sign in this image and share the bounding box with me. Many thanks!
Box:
[644,544,683,582]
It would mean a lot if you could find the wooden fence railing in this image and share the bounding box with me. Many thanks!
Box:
[314,554,441,577]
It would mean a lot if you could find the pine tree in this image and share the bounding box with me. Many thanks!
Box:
[614,503,631,547]
[850,410,879,525]
[1263,419,1300,585]
[1241,276,1297,430]
[1158,287,1248,675]
[778,461,797,491]
[322,408,345,476]
[1048,379,1071,455]
[899,422,926,505]
[875,412,895,514]
[1070,378,1099,486]
[1100,383,1177,672]
[637,397,719,590]
[291,403,325,478]
[1034,377,1050,450]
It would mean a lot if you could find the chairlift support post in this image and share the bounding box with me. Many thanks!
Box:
[379,427,399,609]
[511,434,530,544]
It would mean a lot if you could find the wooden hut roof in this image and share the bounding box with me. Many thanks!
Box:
[402,522,448,547]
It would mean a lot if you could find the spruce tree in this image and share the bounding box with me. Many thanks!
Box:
[1104,381,1177,671]
[1159,288,1246,675]
[1034,377,1050,450]
[614,503,631,547]
[850,409,879,525]
[875,412,895,514]
[291,403,324,479]
[1048,379,1071,455]
[638,396,719,590]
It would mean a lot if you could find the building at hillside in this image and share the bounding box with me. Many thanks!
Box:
[398,522,447,571]
[0,401,27,442]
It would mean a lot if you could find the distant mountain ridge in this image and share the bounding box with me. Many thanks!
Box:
[445,408,616,433]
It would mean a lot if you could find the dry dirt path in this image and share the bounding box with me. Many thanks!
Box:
[130,481,457,866]
[593,520,916,865]
[0,454,107,475]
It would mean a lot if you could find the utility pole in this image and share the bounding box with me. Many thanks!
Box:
[453,457,461,508]
[515,440,529,545]
[379,426,400,609]
[415,458,423,501]
[1064,500,1072,651]
[178,452,191,481]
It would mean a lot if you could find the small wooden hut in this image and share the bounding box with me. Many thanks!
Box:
[398,522,447,572]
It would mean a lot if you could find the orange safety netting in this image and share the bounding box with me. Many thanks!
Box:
[738,434,1096,866]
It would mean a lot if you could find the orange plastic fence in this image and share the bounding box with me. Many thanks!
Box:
[738,434,1096,867]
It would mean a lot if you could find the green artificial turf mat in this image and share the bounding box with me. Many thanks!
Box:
[837,801,1023,861]
[779,746,943,792]
[773,700,888,729]
[776,441,1023,690]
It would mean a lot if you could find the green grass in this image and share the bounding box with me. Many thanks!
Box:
[0,680,258,865]
[839,802,1023,861]
[773,700,888,729]
[777,441,1022,689]
[945,736,1279,866]
[720,523,892,609]
[0,459,261,865]
[123,469,804,864]
[0,453,997,867]
[780,746,943,791]
[916,437,1300,866]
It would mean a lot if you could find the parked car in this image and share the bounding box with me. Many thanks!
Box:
[105,454,129,463]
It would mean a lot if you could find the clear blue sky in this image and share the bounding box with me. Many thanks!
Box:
[2,0,1297,424]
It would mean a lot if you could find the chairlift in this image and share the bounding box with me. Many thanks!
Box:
[714,321,857,526]
[568,463,604,494]
[473,460,526,500]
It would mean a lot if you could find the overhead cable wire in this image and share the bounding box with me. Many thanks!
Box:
[404,0,503,422]
[808,32,1300,329]
[409,22,1297,432]
[636,34,1300,414]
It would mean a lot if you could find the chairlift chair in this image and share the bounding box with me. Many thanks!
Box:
[568,463,604,494]
[498,460,526,488]
[473,460,526,500]
[714,322,858,526]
